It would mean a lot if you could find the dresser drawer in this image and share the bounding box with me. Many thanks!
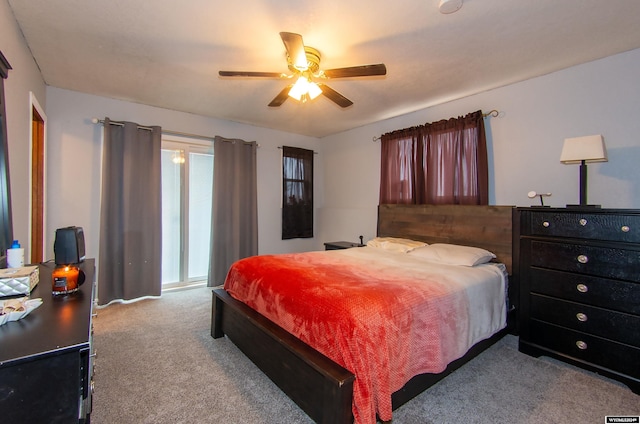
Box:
[530,294,640,346]
[529,321,640,378]
[530,240,640,281]
[529,268,640,314]
[529,212,640,242]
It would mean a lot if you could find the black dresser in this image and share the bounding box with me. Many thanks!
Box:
[0,259,96,423]
[514,208,640,394]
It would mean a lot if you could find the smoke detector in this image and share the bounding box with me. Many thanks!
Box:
[439,0,463,14]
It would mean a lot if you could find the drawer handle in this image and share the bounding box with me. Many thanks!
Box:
[621,225,630,233]
[576,340,588,350]
[577,254,589,264]
[576,312,588,322]
[579,218,588,226]
[576,283,589,293]
[542,221,550,228]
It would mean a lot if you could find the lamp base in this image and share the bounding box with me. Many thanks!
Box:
[566,204,602,209]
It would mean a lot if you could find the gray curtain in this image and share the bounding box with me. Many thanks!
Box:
[98,118,162,304]
[208,136,258,286]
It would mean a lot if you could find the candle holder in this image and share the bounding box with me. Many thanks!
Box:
[52,264,84,295]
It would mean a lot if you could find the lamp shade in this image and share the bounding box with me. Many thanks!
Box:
[288,76,309,101]
[560,135,608,164]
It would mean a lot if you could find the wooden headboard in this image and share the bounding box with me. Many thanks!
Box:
[377,204,514,274]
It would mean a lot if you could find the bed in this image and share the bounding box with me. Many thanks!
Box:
[211,204,515,423]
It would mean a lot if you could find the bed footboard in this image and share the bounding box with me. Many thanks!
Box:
[211,288,355,424]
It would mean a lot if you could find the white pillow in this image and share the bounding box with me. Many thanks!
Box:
[408,243,496,266]
[366,237,427,253]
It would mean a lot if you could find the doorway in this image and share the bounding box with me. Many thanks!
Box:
[30,93,46,263]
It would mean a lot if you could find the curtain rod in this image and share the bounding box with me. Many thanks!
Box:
[92,117,216,142]
[278,146,318,154]
[371,109,501,142]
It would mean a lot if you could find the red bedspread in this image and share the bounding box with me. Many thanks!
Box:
[223,248,506,424]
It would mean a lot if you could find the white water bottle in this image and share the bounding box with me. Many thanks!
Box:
[7,240,24,268]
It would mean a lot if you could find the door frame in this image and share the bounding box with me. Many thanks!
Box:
[29,92,46,263]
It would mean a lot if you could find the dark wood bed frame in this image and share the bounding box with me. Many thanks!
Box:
[211,204,514,423]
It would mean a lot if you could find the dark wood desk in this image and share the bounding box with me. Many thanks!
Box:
[0,259,95,423]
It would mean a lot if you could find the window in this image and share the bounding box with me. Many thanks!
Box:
[161,139,213,288]
[282,146,313,239]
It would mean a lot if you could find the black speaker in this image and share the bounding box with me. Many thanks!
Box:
[54,226,86,265]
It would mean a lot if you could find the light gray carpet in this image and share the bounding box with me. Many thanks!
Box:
[91,286,638,424]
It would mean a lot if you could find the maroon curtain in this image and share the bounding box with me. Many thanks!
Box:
[379,127,422,204]
[379,110,488,205]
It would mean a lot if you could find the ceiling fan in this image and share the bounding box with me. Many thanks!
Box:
[218,32,387,108]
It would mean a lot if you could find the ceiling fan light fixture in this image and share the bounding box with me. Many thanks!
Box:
[288,76,309,101]
[221,32,384,108]
[288,76,321,102]
[307,81,322,100]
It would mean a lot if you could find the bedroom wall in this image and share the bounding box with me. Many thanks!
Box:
[43,87,323,265]
[0,0,47,257]
[5,0,639,273]
[318,48,640,245]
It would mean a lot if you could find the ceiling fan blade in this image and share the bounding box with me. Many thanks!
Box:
[323,64,387,78]
[268,86,291,107]
[280,32,308,70]
[219,71,284,78]
[318,84,353,108]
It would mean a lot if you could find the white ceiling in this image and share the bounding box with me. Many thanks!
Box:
[8,0,640,138]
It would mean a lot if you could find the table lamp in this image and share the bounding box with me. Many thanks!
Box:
[560,134,607,208]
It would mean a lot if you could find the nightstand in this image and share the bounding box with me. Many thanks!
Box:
[324,241,365,250]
